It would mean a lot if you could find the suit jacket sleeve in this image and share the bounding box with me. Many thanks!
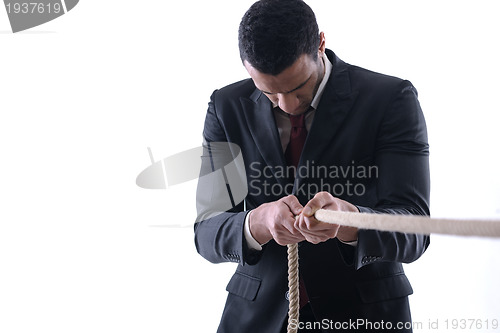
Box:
[349,80,431,270]
[194,90,262,266]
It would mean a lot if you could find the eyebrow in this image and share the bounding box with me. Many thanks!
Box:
[259,74,312,95]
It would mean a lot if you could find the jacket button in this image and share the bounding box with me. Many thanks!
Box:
[285,291,290,301]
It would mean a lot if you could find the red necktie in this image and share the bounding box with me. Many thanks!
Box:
[285,113,307,173]
[285,112,310,308]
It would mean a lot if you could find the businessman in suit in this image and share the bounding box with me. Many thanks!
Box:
[194,0,430,332]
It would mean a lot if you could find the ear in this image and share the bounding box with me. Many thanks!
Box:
[318,32,326,56]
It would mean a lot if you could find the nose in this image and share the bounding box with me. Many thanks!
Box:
[277,93,300,114]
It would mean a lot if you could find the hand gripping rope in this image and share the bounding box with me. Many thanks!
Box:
[286,210,500,333]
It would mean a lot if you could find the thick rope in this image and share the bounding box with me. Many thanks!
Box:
[314,210,500,237]
[286,210,500,332]
[286,243,299,333]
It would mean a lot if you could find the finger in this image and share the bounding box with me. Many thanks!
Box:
[270,214,304,243]
[295,215,339,241]
[295,213,316,230]
[302,192,333,217]
[294,215,319,238]
[271,228,305,246]
[296,214,334,232]
[297,228,330,244]
[281,215,303,237]
[281,195,303,216]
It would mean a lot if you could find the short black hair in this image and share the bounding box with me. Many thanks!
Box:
[238,0,320,75]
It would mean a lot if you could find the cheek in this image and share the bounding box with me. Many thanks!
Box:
[296,93,313,106]
[264,94,279,105]
[296,93,308,102]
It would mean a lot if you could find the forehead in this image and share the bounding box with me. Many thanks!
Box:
[244,54,317,94]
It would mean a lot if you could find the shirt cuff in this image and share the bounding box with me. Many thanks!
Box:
[244,210,263,251]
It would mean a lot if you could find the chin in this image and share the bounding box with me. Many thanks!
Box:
[283,104,310,116]
[295,106,311,115]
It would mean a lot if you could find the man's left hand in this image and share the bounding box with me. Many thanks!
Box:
[295,191,359,244]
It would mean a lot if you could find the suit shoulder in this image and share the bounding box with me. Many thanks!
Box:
[347,64,415,92]
[213,78,256,101]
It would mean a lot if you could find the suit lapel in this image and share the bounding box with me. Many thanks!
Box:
[300,52,359,168]
[240,89,289,187]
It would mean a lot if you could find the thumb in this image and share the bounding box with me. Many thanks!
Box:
[302,200,321,217]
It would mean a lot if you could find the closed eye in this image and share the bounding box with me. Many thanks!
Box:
[260,75,312,95]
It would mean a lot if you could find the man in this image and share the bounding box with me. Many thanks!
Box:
[194,0,430,332]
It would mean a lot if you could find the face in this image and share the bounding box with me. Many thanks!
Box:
[243,33,326,116]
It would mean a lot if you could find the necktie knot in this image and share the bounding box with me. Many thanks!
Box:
[289,113,306,129]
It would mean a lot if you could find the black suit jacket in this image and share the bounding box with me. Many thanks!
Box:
[194,50,430,333]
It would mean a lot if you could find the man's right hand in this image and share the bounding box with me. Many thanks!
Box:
[248,195,306,246]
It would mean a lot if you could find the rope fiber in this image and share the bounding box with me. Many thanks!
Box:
[286,243,300,333]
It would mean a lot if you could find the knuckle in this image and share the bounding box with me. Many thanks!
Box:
[316,191,327,198]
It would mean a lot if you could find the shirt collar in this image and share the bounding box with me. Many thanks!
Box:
[311,52,332,110]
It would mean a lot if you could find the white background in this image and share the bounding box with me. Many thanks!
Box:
[1,1,499,332]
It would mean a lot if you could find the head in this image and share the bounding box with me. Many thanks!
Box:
[239,0,326,115]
